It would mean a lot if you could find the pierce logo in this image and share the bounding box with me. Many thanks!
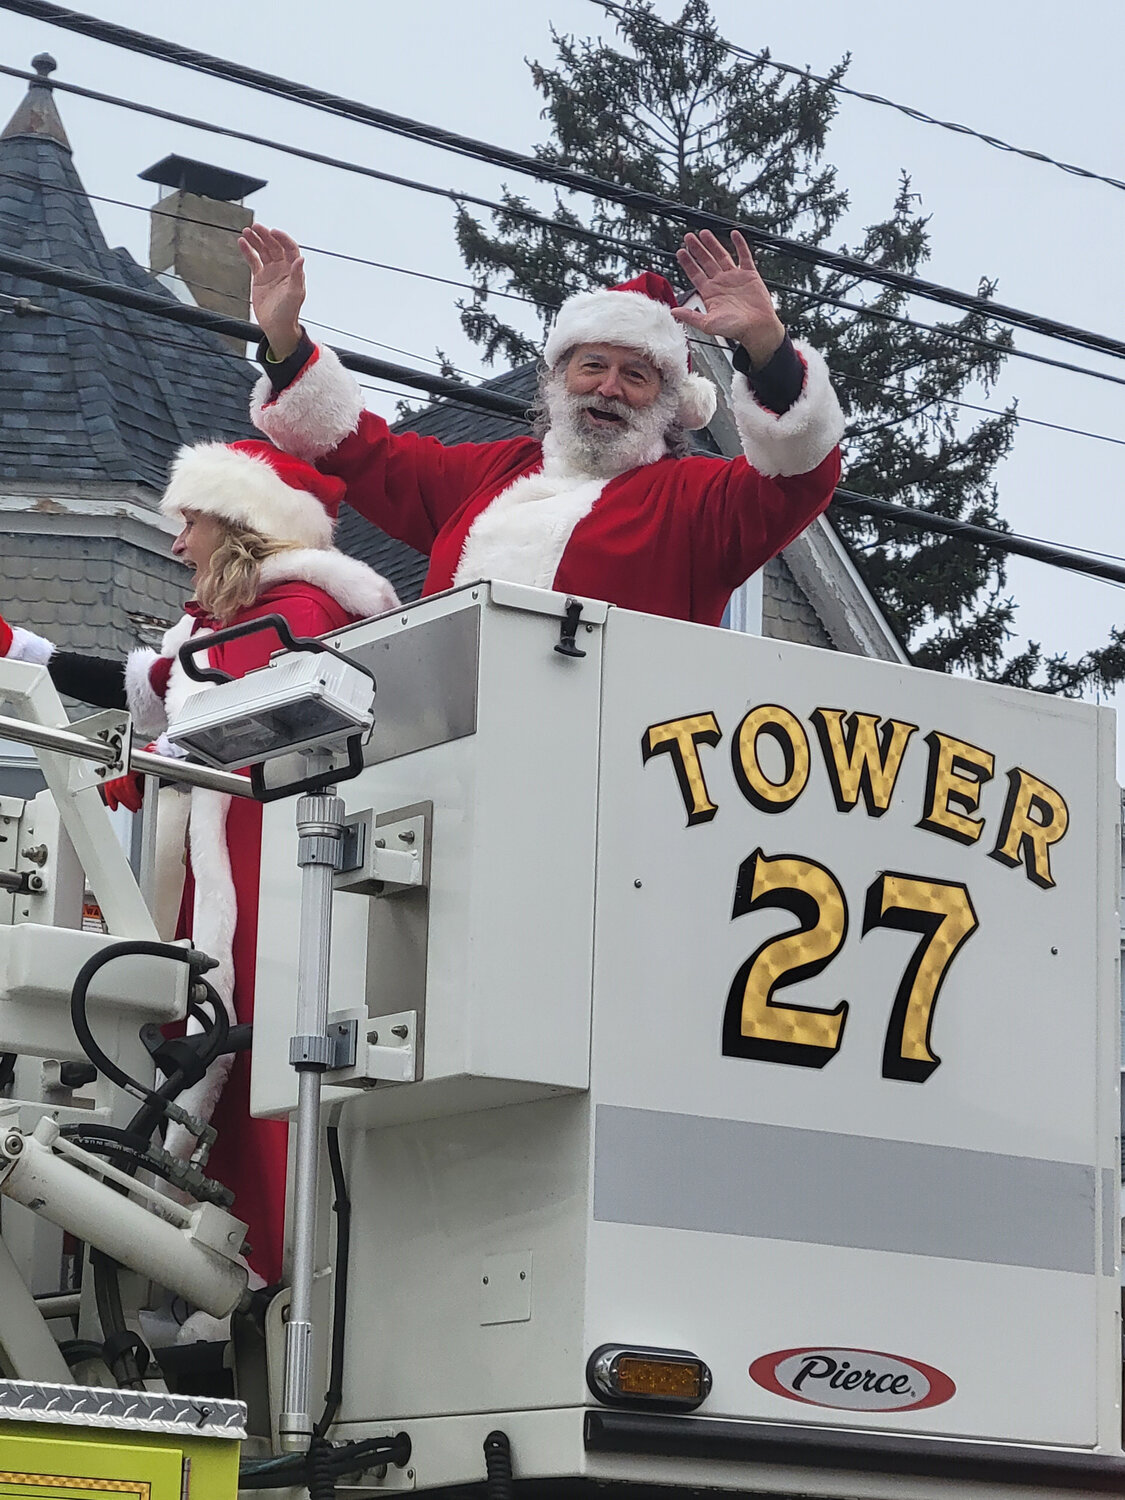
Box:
[749,1347,955,1412]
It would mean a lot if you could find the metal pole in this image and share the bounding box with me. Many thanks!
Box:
[129,750,256,798]
[0,712,118,765]
[279,752,344,1449]
[0,714,256,798]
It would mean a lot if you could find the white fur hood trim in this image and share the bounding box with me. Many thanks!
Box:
[257,549,399,620]
[251,344,364,462]
[729,340,845,479]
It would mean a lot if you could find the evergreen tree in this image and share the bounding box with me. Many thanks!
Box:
[453,0,1112,687]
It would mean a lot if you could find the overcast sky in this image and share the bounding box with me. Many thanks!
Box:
[3,0,1124,755]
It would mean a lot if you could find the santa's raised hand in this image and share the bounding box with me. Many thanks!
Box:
[673,229,785,370]
[238,224,306,362]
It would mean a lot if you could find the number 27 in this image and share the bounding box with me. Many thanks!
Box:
[721,849,978,1081]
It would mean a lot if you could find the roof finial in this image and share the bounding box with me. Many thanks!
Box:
[1,54,71,147]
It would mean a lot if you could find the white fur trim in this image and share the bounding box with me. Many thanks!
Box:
[164,785,236,1161]
[124,648,167,737]
[8,627,54,666]
[545,288,688,376]
[257,549,399,619]
[164,648,213,732]
[544,289,719,430]
[453,469,609,590]
[678,371,718,431]
[162,442,334,550]
[251,344,365,462]
[151,784,189,943]
[161,613,196,660]
[729,340,845,479]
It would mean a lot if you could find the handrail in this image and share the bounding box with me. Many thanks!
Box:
[0,713,256,799]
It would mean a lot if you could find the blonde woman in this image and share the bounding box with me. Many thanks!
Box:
[0,439,398,1284]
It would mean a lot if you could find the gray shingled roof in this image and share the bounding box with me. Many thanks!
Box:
[0,65,256,490]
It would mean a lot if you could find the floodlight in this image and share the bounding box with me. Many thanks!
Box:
[168,651,375,769]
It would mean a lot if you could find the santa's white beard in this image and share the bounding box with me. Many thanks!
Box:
[540,372,680,477]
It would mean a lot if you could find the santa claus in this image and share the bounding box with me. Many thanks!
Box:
[239,225,845,626]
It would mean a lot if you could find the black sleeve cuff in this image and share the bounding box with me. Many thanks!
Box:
[48,652,127,711]
[730,332,804,415]
[256,329,318,394]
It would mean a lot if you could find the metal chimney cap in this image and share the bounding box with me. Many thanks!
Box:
[138,154,267,203]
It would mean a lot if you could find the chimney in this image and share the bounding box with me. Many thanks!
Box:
[139,154,267,354]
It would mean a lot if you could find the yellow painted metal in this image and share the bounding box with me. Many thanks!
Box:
[0,1423,239,1497]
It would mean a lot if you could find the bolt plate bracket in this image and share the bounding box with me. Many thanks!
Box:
[324,1008,418,1087]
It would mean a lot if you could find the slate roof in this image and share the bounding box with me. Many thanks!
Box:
[0,60,255,491]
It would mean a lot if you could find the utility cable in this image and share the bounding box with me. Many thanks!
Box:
[3,89,1122,391]
[0,60,661,270]
[0,246,531,416]
[591,0,1125,197]
[0,136,541,307]
[831,489,1125,586]
[2,244,1123,588]
[2,8,1124,362]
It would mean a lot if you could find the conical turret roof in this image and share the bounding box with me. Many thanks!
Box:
[0,57,254,490]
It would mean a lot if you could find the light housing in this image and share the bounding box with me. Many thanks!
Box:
[167,652,375,769]
[587,1344,712,1411]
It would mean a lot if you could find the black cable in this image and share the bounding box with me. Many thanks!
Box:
[5,105,1124,392]
[124,978,230,1143]
[1,10,1123,362]
[590,0,1125,196]
[3,240,1123,591]
[91,1249,148,1390]
[313,1125,352,1441]
[831,488,1125,586]
[0,128,540,308]
[484,1430,514,1500]
[59,1339,104,1366]
[0,60,666,278]
[68,940,217,1114]
[307,1436,336,1500]
[0,246,532,415]
[238,1433,411,1490]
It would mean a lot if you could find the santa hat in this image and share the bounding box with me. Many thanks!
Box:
[543,271,718,431]
[160,439,343,550]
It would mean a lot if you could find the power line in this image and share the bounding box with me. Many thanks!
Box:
[757,275,1125,391]
[2,239,1123,592]
[590,0,1125,197]
[0,61,661,279]
[832,490,1125,587]
[5,152,1122,450]
[0,245,532,417]
[0,146,544,308]
[3,5,1125,365]
[830,370,1125,450]
[2,81,1122,394]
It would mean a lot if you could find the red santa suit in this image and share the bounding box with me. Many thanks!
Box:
[3,441,399,1286]
[133,548,396,1286]
[251,277,845,627]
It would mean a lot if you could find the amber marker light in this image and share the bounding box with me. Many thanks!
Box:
[586,1344,712,1410]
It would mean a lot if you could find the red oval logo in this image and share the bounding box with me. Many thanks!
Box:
[749,1347,955,1412]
